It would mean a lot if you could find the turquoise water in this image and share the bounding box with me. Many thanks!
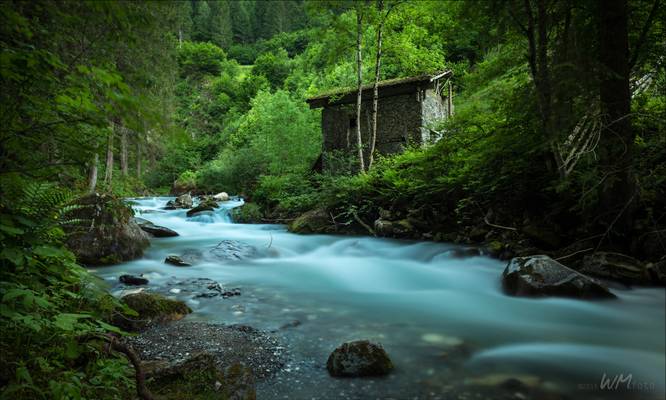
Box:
[92,197,666,400]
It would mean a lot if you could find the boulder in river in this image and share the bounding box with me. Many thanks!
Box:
[326,340,394,377]
[209,240,258,261]
[134,217,179,237]
[213,192,229,201]
[156,277,241,299]
[187,198,219,217]
[289,208,334,234]
[165,255,192,267]
[119,274,149,286]
[164,193,193,210]
[116,292,191,331]
[502,255,616,299]
[64,193,149,265]
[580,252,652,285]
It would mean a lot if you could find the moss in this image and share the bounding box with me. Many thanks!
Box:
[231,203,263,223]
[123,293,191,318]
[148,354,255,400]
[289,208,332,234]
[117,293,191,331]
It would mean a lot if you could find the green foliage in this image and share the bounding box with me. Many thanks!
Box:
[253,48,292,90]
[178,41,228,80]
[0,178,134,399]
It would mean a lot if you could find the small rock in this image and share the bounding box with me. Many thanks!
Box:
[326,340,394,377]
[119,274,149,286]
[503,255,616,299]
[213,192,229,201]
[165,255,192,267]
[279,320,301,330]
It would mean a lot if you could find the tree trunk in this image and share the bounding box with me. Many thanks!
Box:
[88,152,98,194]
[104,125,115,186]
[598,0,634,235]
[355,8,365,173]
[136,136,142,178]
[368,0,384,170]
[120,126,128,177]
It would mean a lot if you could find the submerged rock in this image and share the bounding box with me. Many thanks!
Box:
[209,240,258,261]
[289,209,333,234]
[161,277,240,299]
[580,252,652,285]
[64,193,149,265]
[134,217,179,237]
[326,340,394,377]
[502,255,616,299]
[165,255,192,267]
[119,274,149,286]
[117,292,192,331]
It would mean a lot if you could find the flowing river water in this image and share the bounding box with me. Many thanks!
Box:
[92,197,665,400]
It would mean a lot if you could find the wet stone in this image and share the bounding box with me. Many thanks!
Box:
[119,274,149,286]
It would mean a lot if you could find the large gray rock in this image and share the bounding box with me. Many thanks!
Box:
[502,255,616,299]
[326,340,394,377]
[209,240,258,261]
[134,217,179,237]
[580,252,651,285]
[65,193,149,265]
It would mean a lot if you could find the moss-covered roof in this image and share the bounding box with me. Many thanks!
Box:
[307,70,452,105]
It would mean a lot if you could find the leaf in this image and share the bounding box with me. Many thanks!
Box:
[0,247,25,266]
[96,320,124,334]
[33,245,66,259]
[54,313,92,331]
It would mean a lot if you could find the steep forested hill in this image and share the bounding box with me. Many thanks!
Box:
[1,1,664,398]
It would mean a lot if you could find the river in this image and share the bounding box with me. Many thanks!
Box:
[91,197,665,400]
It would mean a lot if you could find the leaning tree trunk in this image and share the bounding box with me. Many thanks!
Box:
[368,0,385,170]
[355,8,365,173]
[88,152,98,194]
[120,126,128,177]
[598,0,634,235]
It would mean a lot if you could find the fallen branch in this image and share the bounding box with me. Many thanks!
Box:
[107,335,155,400]
[483,212,517,231]
[555,247,593,261]
[79,333,154,400]
[352,210,376,236]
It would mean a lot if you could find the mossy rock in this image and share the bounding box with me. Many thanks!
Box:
[65,193,149,265]
[146,353,255,400]
[326,340,394,377]
[231,203,263,223]
[289,208,334,234]
[117,293,192,331]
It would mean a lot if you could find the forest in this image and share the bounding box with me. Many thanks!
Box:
[1,0,665,399]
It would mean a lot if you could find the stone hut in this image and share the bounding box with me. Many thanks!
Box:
[307,71,453,169]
